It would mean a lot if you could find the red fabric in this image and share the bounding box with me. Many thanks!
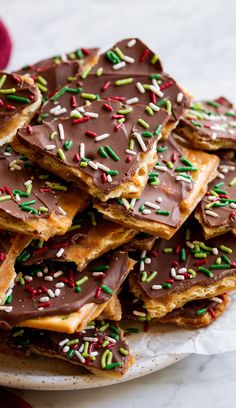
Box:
[0,20,12,69]
[0,388,32,408]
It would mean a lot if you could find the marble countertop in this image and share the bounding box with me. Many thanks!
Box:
[1,0,236,406]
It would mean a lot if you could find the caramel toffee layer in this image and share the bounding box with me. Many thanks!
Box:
[17,100,169,195]
[120,284,226,321]
[0,144,77,221]
[0,251,130,329]
[0,72,38,127]
[18,208,105,265]
[98,136,194,227]
[0,320,130,374]
[176,97,236,144]
[131,221,236,300]
[199,160,236,228]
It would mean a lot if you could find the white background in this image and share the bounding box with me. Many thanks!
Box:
[1,0,236,406]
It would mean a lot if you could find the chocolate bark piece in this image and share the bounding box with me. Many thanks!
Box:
[175,97,236,150]
[0,144,88,239]
[0,251,133,332]
[120,285,228,329]
[129,220,236,318]
[0,230,31,303]
[0,320,132,377]
[14,100,169,201]
[0,72,41,145]
[18,208,136,271]
[195,160,236,238]
[95,136,219,238]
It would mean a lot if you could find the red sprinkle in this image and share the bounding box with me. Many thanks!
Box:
[71,95,77,108]
[39,188,51,193]
[39,301,50,308]
[166,279,174,284]
[60,277,69,284]
[6,104,16,110]
[204,124,211,129]
[151,250,158,257]
[85,130,96,138]
[172,152,178,162]
[24,286,35,293]
[39,284,48,293]
[208,307,217,319]
[101,81,111,92]
[101,173,107,183]
[160,80,174,91]
[103,102,113,111]
[230,262,236,268]
[27,125,32,135]
[140,48,149,62]
[108,96,125,102]
[73,153,80,162]
[95,287,101,298]
[12,74,21,84]
[183,273,191,279]
[175,245,181,254]
[0,98,3,107]
[72,117,90,125]
[126,156,132,163]
[115,122,123,131]
[172,260,179,268]
[151,92,156,104]
[112,114,124,119]
[0,252,6,261]
[193,259,207,266]
[81,48,90,56]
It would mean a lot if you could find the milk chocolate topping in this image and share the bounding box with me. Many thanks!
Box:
[0,251,130,329]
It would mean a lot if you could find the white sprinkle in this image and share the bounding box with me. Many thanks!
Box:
[136,82,145,94]
[84,111,99,118]
[149,85,164,98]
[176,175,192,183]
[211,296,223,304]
[217,172,225,179]
[141,250,147,258]
[95,133,110,142]
[178,267,187,274]
[205,210,219,218]
[90,351,99,357]
[152,285,162,290]
[125,149,137,156]
[4,152,11,156]
[113,61,126,70]
[130,198,137,208]
[39,296,49,303]
[83,337,98,342]
[133,310,146,317]
[55,282,65,288]
[80,142,85,158]
[58,123,65,140]
[144,257,151,264]
[15,193,21,202]
[24,275,33,282]
[127,39,136,47]
[43,267,48,274]
[45,144,56,150]
[0,306,12,312]
[176,92,184,103]
[53,270,63,278]
[77,106,85,113]
[44,276,53,282]
[106,336,117,344]
[59,338,69,347]
[88,161,98,170]
[96,163,110,172]
[212,248,218,255]
[37,271,43,278]
[140,260,145,272]
[230,203,236,209]
[142,209,152,215]
[63,345,70,353]
[92,272,105,277]
[75,350,86,363]
[155,165,167,171]
[24,180,32,186]
[38,307,44,311]
[56,248,65,258]
[144,201,160,210]
[107,174,112,183]
[156,197,163,203]
[61,53,68,62]
[149,102,160,112]
[79,344,84,353]
[122,198,130,209]
[55,289,61,297]
[126,97,139,105]
[47,289,55,298]
[123,55,135,63]
[58,206,67,216]
[175,275,185,280]
[186,241,194,249]
[55,107,67,116]
[211,132,217,140]
[134,132,147,152]
[171,268,176,277]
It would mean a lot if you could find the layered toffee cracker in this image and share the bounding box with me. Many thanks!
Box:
[40,38,190,137]
[0,251,135,333]
[120,286,228,329]
[0,320,132,377]
[0,145,88,239]
[195,160,236,239]
[0,230,31,303]
[0,72,41,145]
[95,136,219,238]
[18,208,136,271]
[176,97,236,150]
[127,233,156,251]
[14,100,169,201]
[129,220,236,318]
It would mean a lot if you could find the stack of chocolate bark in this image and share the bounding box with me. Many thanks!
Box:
[0,38,235,377]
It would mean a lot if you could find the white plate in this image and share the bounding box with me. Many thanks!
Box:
[0,331,188,390]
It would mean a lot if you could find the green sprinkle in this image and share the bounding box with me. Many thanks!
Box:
[104,145,120,161]
[99,323,110,332]
[206,100,219,108]
[157,145,168,152]
[149,73,161,79]
[39,207,49,213]
[7,94,30,103]
[198,267,213,277]
[117,107,133,115]
[52,87,67,102]
[0,74,7,89]
[114,47,125,60]
[188,269,196,277]
[81,92,97,100]
[106,170,119,176]
[76,48,84,59]
[166,100,172,115]
[106,50,120,64]
[106,362,123,370]
[180,248,187,262]
[214,181,224,188]
[139,204,145,212]
[102,340,109,348]
[90,264,109,272]
[119,348,128,356]
[46,182,67,191]
[145,106,153,115]
[0,195,11,202]
[156,210,170,216]
[36,83,48,93]
[222,255,231,264]
[101,284,113,295]
[156,98,167,107]
[216,257,222,265]
[175,166,198,172]
[162,282,172,289]
[63,140,73,151]
[196,308,207,316]
[12,329,24,337]
[67,338,79,346]
[153,125,162,137]
[65,87,82,94]
[115,78,133,86]
[146,271,157,282]
[37,75,47,85]
[75,276,88,286]
[75,286,81,293]
[220,245,232,254]
[142,131,153,138]
[81,66,92,79]
[96,67,103,76]
[125,327,139,333]
[141,271,147,282]
[213,188,227,195]
[101,349,110,369]
[163,248,173,253]
[180,156,194,167]
[194,252,207,259]
[57,148,66,161]
[137,118,149,128]
[150,54,159,64]
[21,206,38,214]
[20,200,37,207]
[191,120,202,127]
[229,177,236,187]
[0,87,16,94]
[209,264,231,269]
